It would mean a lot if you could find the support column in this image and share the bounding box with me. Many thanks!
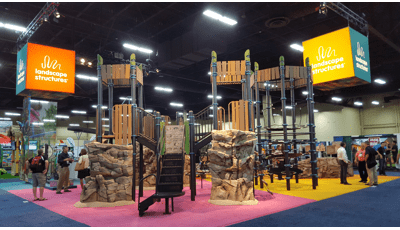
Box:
[245,49,252,131]
[279,56,290,191]
[266,81,273,183]
[138,84,144,197]
[211,51,218,130]
[306,57,317,190]
[96,55,103,143]
[155,111,161,194]
[290,76,299,183]
[189,110,196,201]
[130,54,137,201]
[254,62,263,191]
[107,79,114,138]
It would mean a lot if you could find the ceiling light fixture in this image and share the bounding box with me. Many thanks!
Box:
[371,101,379,105]
[170,103,183,107]
[0,22,26,32]
[88,62,92,66]
[4,112,20,116]
[155,86,173,92]
[374,79,386,85]
[145,109,153,113]
[0,117,11,121]
[55,115,69,119]
[302,91,308,95]
[203,10,237,26]
[103,125,109,127]
[123,43,153,54]
[91,105,108,109]
[273,114,280,116]
[80,58,85,64]
[71,110,86,114]
[314,109,319,113]
[285,106,292,109]
[209,114,214,117]
[208,72,211,75]
[332,97,342,102]
[290,44,304,52]
[102,118,109,121]
[354,101,363,106]
[83,121,94,124]
[69,124,79,127]
[54,10,61,18]
[32,122,44,126]
[120,97,132,101]
[76,74,98,81]
[43,119,55,122]
[31,99,49,104]
[207,95,222,99]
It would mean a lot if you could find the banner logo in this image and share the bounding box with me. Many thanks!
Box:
[41,55,62,70]
[356,42,365,58]
[316,46,336,61]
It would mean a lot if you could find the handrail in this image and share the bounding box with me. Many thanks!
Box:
[195,104,213,117]
[138,174,157,207]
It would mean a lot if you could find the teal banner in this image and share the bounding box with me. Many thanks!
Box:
[16,43,28,95]
[349,28,371,83]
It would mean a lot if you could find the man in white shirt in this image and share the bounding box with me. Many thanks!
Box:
[337,142,351,185]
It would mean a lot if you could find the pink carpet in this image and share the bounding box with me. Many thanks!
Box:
[9,180,316,227]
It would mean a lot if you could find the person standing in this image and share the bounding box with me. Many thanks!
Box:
[77,149,90,189]
[56,146,74,194]
[337,142,351,185]
[391,141,398,170]
[377,142,387,175]
[365,141,380,187]
[354,143,368,183]
[25,149,49,201]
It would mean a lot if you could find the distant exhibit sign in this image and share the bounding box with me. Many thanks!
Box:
[302,27,371,91]
[16,43,76,99]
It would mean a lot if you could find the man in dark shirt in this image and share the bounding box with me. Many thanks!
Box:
[378,142,386,175]
[56,146,74,194]
[391,141,398,170]
[365,141,380,187]
[26,149,48,201]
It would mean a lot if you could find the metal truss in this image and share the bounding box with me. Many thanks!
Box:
[17,2,60,50]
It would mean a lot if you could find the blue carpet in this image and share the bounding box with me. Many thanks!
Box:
[230,179,400,227]
[0,178,22,184]
[0,181,33,191]
[353,170,400,177]
[0,189,88,227]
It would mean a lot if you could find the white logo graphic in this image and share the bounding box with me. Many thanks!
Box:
[41,55,62,70]
[356,42,365,58]
[316,46,336,61]
[19,59,24,72]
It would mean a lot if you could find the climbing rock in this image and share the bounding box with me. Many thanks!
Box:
[208,130,256,204]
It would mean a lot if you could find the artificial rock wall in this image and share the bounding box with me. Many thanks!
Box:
[81,142,190,203]
[297,157,354,179]
[208,130,256,203]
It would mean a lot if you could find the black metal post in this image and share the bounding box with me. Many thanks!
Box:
[189,110,196,201]
[255,63,263,192]
[290,76,299,183]
[155,111,161,194]
[211,51,218,130]
[266,81,273,184]
[306,58,317,189]
[130,54,137,201]
[96,55,103,143]
[107,79,113,139]
[138,84,144,197]
[280,56,290,191]
[245,49,252,131]
[176,112,179,125]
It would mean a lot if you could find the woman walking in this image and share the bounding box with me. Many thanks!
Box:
[77,149,90,189]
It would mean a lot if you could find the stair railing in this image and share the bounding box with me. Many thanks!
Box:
[194,105,225,142]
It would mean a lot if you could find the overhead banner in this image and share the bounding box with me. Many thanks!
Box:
[302,27,371,91]
[16,43,76,97]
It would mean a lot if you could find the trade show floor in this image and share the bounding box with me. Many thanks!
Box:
[0,173,399,227]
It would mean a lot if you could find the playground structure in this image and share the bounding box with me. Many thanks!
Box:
[208,50,317,191]
[68,46,318,216]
